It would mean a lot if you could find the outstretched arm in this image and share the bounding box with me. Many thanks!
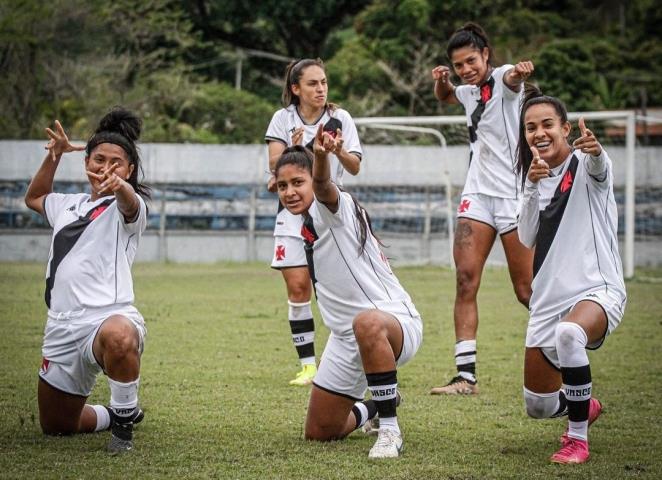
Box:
[25,120,85,215]
[432,65,459,105]
[312,124,340,213]
[87,163,140,222]
[504,61,534,93]
[331,128,361,175]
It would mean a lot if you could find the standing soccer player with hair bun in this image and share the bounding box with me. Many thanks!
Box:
[430,22,535,395]
[517,86,626,464]
[265,58,363,386]
[25,107,150,454]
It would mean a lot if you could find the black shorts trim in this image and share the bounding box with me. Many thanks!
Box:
[576,299,609,350]
[499,225,518,237]
[312,382,363,402]
[270,264,308,271]
[38,376,88,399]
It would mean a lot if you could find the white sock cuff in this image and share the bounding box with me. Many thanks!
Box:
[108,377,140,412]
[354,402,369,425]
[523,387,562,419]
[288,300,312,320]
[455,339,476,356]
[91,404,111,432]
[556,322,588,346]
[556,322,589,368]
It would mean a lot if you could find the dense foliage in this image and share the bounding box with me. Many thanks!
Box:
[1,0,659,142]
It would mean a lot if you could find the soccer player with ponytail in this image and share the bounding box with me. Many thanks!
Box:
[273,125,422,458]
[517,86,627,464]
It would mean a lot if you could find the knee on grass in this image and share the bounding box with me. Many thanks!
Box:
[523,387,562,419]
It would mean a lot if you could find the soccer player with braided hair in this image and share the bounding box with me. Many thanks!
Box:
[25,107,150,454]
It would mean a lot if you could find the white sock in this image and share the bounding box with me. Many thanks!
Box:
[378,417,401,435]
[108,377,139,418]
[91,404,111,432]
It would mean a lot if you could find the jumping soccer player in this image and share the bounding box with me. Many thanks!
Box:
[273,125,422,458]
[430,22,534,395]
[25,107,150,454]
[265,58,363,386]
[517,86,627,464]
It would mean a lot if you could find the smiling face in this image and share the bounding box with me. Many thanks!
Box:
[276,164,314,216]
[85,143,133,197]
[524,103,572,166]
[450,46,490,85]
[291,65,328,110]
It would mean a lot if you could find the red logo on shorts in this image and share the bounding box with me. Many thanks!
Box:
[458,199,471,213]
[40,357,50,374]
[275,245,286,261]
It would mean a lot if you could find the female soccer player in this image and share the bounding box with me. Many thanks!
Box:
[265,58,363,386]
[25,107,150,454]
[517,87,626,464]
[274,125,422,458]
[429,22,534,395]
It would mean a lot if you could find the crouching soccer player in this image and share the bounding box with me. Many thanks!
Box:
[274,125,423,458]
[516,87,627,464]
[25,108,150,454]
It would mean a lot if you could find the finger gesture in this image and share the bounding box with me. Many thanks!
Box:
[291,127,304,146]
[313,124,335,156]
[511,61,534,82]
[45,120,86,162]
[86,163,127,196]
[432,65,451,83]
[527,145,550,183]
[332,129,344,155]
[572,117,602,157]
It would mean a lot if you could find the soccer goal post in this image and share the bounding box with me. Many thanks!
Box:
[353,111,638,279]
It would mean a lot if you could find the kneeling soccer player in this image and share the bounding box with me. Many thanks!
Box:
[516,86,627,464]
[274,126,423,458]
[25,108,150,454]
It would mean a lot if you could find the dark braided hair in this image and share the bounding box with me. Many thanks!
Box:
[86,106,151,199]
[446,22,493,64]
[274,145,381,256]
[515,84,570,190]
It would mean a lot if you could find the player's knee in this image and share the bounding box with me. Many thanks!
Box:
[102,323,139,360]
[352,311,384,342]
[523,388,559,419]
[455,268,479,298]
[555,322,584,351]
[304,422,343,442]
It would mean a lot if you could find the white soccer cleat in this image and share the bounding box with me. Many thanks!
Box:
[368,428,403,459]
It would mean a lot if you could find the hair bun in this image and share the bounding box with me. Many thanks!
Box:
[96,106,142,142]
[523,83,544,104]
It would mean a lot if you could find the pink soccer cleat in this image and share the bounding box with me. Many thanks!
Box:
[550,436,589,464]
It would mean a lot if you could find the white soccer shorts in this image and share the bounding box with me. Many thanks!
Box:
[456,193,519,235]
[313,307,423,400]
[39,303,146,397]
[526,289,626,369]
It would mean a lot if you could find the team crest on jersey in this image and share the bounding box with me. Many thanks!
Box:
[40,357,50,374]
[275,244,286,261]
[560,170,574,193]
[301,224,318,245]
[89,205,109,220]
[458,199,471,213]
[480,82,493,103]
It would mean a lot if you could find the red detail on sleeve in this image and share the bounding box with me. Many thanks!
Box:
[458,199,471,213]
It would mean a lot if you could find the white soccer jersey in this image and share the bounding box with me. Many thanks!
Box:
[43,192,147,312]
[265,105,363,238]
[455,64,522,199]
[302,188,419,337]
[518,149,627,330]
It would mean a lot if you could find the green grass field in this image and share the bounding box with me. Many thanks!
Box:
[0,262,660,479]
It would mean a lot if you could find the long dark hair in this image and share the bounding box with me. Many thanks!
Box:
[446,22,493,64]
[274,145,380,255]
[280,58,337,111]
[86,106,151,199]
[515,85,570,190]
